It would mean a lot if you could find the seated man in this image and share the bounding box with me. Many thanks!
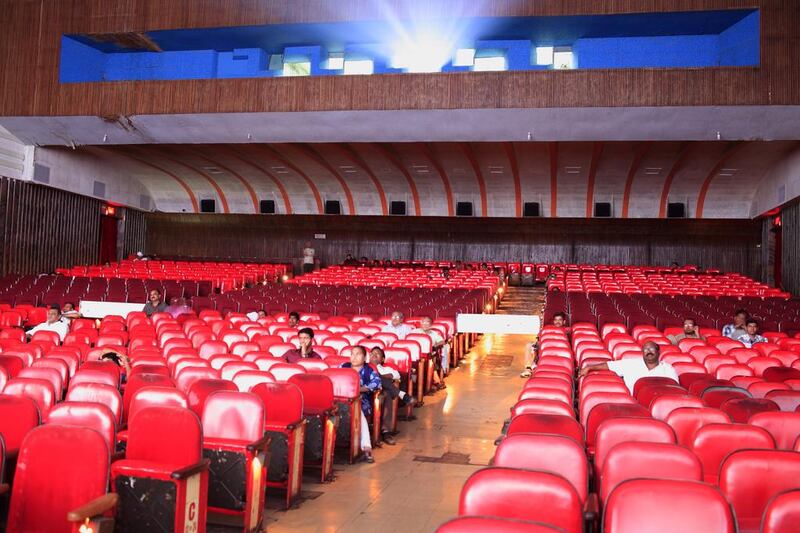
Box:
[520,312,568,378]
[26,304,69,342]
[101,350,132,383]
[283,327,322,363]
[382,310,413,340]
[143,288,168,317]
[668,318,705,345]
[579,341,678,394]
[370,347,416,445]
[341,345,382,463]
[60,302,81,321]
[722,309,749,339]
[164,297,193,318]
[736,319,768,348]
[412,316,449,387]
[245,309,267,321]
[287,311,300,328]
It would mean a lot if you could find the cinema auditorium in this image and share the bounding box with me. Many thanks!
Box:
[0,1,799,532]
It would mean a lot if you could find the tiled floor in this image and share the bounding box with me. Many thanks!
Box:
[258,332,528,533]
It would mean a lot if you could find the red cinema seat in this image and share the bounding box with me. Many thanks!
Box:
[505,413,584,445]
[187,378,238,417]
[270,363,306,382]
[288,373,338,482]
[493,434,588,506]
[69,368,118,391]
[764,367,800,382]
[579,392,637,429]
[720,450,800,533]
[691,423,775,484]
[323,367,366,463]
[31,357,69,388]
[748,357,783,377]
[665,406,731,446]
[250,382,306,509]
[122,373,175,423]
[593,418,675,480]
[720,397,780,423]
[750,412,800,450]
[585,403,650,452]
[510,398,574,418]
[0,394,40,458]
[749,381,790,399]
[111,407,209,533]
[599,442,702,503]
[715,364,754,381]
[3,377,55,414]
[701,386,751,409]
[231,370,275,392]
[649,394,705,420]
[66,382,122,425]
[436,516,565,533]
[202,391,269,533]
[766,390,800,411]
[18,367,63,399]
[604,479,735,533]
[459,467,582,533]
[45,401,117,451]
[175,366,220,393]
[762,489,800,533]
[7,425,116,533]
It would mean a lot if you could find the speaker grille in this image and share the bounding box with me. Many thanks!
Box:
[594,202,612,217]
[324,200,341,215]
[200,199,216,213]
[260,199,276,214]
[523,202,540,217]
[390,201,406,215]
[456,202,473,217]
[667,202,686,218]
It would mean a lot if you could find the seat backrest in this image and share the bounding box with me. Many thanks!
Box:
[251,382,304,426]
[436,516,565,533]
[459,467,582,533]
[594,417,675,475]
[0,394,40,454]
[600,441,702,503]
[322,367,360,399]
[175,366,220,393]
[762,489,800,533]
[288,373,334,415]
[231,370,275,392]
[126,406,202,465]
[701,386,751,408]
[3,378,55,414]
[585,403,651,448]
[765,390,800,412]
[505,413,584,444]
[186,378,238,416]
[604,479,735,533]
[749,412,800,450]
[493,434,587,503]
[691,423,776,483]
[202,390,264,442]
[45,401,116,450]
[720,450,800,532]
[649,394,705,420]
[65,382,123,424]
[665,406,732,446]
[7,425,110,533]
[18,367,63,398]
[69,368,118,390]
[720,397,780,423]
[579,392,636,428]
[129,386,189,423]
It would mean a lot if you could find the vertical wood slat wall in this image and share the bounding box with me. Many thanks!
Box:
[0,176,103,276]
[120,207,147,259]
[782,202,800,295]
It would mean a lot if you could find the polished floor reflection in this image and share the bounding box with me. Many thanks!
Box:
[265,333,528,533]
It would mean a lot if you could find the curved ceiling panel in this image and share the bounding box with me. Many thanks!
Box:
[50,141,796,219]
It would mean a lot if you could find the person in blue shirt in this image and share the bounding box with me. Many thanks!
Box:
[341,345,381,463]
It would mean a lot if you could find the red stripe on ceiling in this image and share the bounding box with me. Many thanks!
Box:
[116,147,199,213]
[260,144,324,214]
[549,142,559,217]
[184,146,260,213]
[658,142,692,219]
[584,141,605,218]
[503,142,523,217]
[338,144,388,216]
[458,143,488,217]
[155,146,230,213]
[695,142,746,219]
[371,143,422,216]
[621,141,653,218]
[222,146,293,215]
[418,143,454,217]
[299,144,356,215]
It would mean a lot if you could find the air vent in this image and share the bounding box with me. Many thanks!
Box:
[339,165,357,174]
[644,167,662,175]
[200,199,216,213]
[33,164,50,184]
[667,202,686,218]
[456,201,474,217]
[324,200,341,215]
[594,202,612,217]
[565,166,582,175]
[260,199,276,214]
[202,166,223,175]
[523,202,541,217]
[488,165,504,174]
[390,201,407,215]
[93,180,106,198]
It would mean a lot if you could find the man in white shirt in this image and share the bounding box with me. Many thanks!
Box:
[381,310,413,340]
[579,341,679,394]
[27,305,69,342]
[302,241,315,274]
[370,346,415,445]
[736,319,768,348]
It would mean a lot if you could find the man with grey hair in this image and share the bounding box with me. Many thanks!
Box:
[381,310,413,340]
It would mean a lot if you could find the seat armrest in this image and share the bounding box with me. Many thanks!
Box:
[246,434,272,453]
[284,418,307,430]
[171,458,210,480]
[583,492,599,522]
[111,450,126,462]
[67,493,119,522]
[324,406,338,417]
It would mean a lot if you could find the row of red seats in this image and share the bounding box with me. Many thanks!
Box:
[438,323,800,532]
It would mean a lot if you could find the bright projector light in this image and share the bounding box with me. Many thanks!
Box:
[391,37,452,73]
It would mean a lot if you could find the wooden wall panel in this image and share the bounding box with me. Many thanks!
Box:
[781,202,800,294]
[0,1,797,117]
[119,207,147,259]
[0,177,103,275]
[145,213,764,279]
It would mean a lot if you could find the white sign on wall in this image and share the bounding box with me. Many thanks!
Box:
[457,314,541,335]
[79,300,146,318]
